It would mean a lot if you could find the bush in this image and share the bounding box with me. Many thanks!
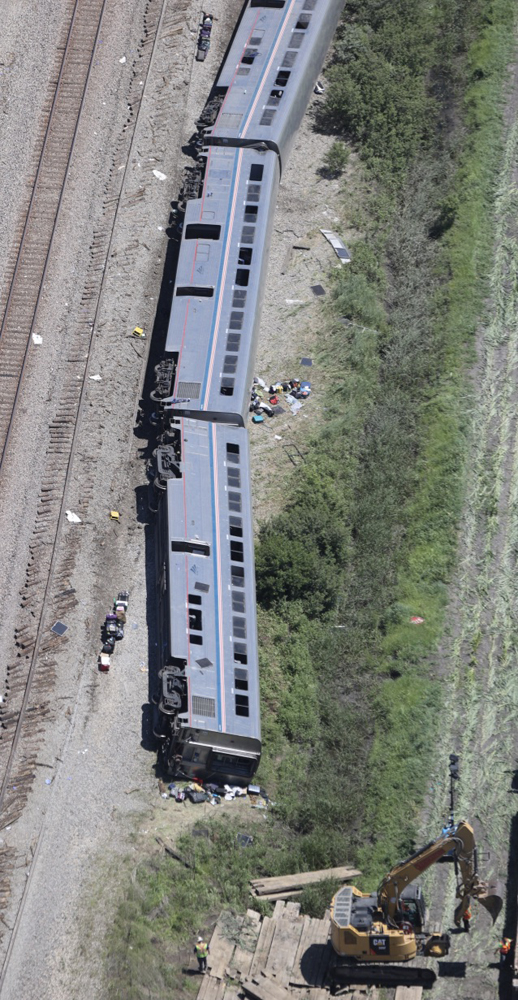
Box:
[322,141,350,177]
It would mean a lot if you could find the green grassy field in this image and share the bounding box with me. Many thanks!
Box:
[105,2,517,996]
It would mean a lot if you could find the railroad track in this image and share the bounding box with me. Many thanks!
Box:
[0,0,189,976]
[0,0,108,470]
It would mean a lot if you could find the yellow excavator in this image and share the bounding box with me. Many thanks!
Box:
[329,820,503,990]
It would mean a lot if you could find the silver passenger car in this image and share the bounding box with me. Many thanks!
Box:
[162,146,279,426]
[154,419,260,783]
[208,0,345,168]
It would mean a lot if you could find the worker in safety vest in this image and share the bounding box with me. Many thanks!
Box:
[194,936,209,973]
[462,905,472,933]
[496,938,512,964]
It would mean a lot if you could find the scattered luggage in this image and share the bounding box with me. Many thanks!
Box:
[251,375,312,421]
[98,590,130,671]
[196,13,213,61]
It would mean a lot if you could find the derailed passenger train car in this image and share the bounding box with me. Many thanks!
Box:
[208,0,343,169]
[151,0,344,783]
[161,146,280,426]
[153,420,260,783]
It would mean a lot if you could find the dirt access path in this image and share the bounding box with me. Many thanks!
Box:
[413,55,518,1000]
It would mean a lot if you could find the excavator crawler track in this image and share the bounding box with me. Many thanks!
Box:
[330,961,436,992]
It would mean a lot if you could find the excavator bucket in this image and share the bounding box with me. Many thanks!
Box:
[476,882,505,923]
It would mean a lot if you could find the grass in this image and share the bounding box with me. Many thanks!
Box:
[103,2,517,996]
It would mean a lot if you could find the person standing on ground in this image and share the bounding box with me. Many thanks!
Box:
[463,904,472,933]
[496,938,512,965]
[194,935,209,973]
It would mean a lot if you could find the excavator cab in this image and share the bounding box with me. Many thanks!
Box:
[398,885,426,931]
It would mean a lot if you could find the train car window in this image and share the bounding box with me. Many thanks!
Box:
[228,491,241,511]
[260,110,276,126]
[251,0,285,6]
[267,96,281,108]
[246,188,260,204]
[220,378,235,396]
[296,14,311,28]
[238,247,253,265]
[235,695,250,717]
[230,540,244,562]
[226,442,240,458]
[226,333,241,351]
[190,634,203,645]
[231,565,245,587]
[223,356,238,374]
[185,223,221,240]
[188,594,202,605]
[229,522,243,537]
[189,609,202,631]
[232,592,246,614]
[244,205,258,223]
[233,617,246,638]
[234,667,249,690]
[241,226,255,243]
[234,645,248,665]
[275,70,290,87]
[176,286,214,297]
[171,540,210,556]
[232,288,247,307]
[249,164,264,181]
[303,0,317,9]
[227,467,241,488]
[229,312,244,329]
[289,31,305,48]
[235,269,250,287]
[242,48,259,65]
[282,50,298,67]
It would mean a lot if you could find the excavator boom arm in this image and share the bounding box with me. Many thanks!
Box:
[378,821,502,924]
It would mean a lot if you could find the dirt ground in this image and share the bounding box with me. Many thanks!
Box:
[0,3,350,998]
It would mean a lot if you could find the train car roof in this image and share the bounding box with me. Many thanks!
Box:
[208,0,344,163]
[164,146,279,424]
[165,420,260,742]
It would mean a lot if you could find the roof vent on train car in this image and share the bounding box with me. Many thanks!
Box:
[303,0,318,9]
[196,657,213,668]
[192,696,216,718]
[176,381,201,399]
[195,582,210,593]
[250,0,285,6]
[219,113,243,128]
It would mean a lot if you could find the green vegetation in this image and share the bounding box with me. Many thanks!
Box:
[321,140,350,177]
[106,2,517,996]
